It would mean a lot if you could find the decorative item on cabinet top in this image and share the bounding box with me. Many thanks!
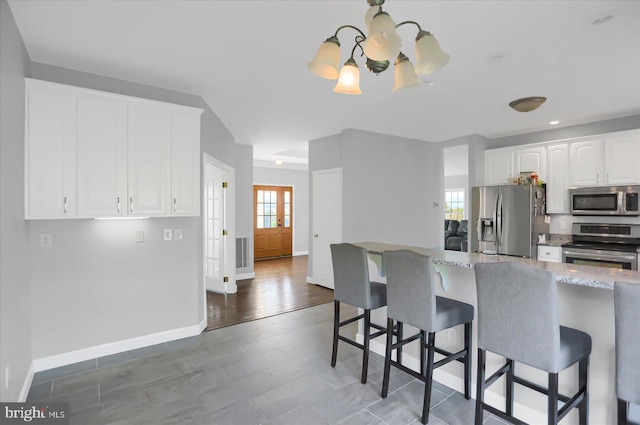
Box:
[24,78,204,220]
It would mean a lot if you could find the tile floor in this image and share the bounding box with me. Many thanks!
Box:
[28,303,509,425]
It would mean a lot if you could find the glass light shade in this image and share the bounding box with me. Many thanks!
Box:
[308,40,341,80]
[414,33,450,75]
[364,6,380,32]
[368,12,397,45]
[362,32,401,61]
[333,61,362,95]
[393,57,421,92]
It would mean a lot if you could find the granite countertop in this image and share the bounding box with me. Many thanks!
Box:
[537,233,572,247]
[355,241,640,290]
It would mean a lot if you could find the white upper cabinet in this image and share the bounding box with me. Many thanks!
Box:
[25,79,203,219]
[171,111,201,216]
[514,146,547,181]
[76,94,128,217]
[569,139,605,187]
[484,147,513,185]
[604,130,640,185]
[25,80,77,219]
[546,143,570,213]
[127,104,171,216]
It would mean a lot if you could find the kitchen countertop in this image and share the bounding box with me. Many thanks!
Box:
[354,241,640,290]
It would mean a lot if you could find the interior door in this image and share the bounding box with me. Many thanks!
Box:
[204,160,226,293]
[312,169,343,289]
[254,186,293,259]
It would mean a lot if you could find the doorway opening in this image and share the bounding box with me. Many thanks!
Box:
[254,185,293,259]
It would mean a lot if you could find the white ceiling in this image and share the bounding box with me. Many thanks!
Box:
[8,0,640,167]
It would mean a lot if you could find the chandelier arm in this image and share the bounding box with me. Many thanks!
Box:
[395,20,422,32]
[351,35,366,59]
[333,25,367,39]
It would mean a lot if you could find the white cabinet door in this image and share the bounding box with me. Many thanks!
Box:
[514,146,547,181]
[546,143,570,213]
[76,95,127,217]
[604,130,640,185]
[171,111,201,216]
[484,147,513,185]
[25,83,76,218]
[569,139,604,186]
[127,104,171,216]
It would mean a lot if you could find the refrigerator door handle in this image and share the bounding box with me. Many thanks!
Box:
[496,192,503,247]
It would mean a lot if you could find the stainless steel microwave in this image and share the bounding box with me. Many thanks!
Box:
[570,185,640,216]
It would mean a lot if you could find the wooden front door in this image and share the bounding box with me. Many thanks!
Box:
[254,185,293,259]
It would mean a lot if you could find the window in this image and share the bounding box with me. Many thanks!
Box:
[256,190,278,228]
[445,189,465,221]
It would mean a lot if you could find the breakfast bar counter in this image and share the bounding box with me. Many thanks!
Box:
[352,242,640,425]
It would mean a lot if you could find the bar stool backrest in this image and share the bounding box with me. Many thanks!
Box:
[384,250,437,331]
[614,281,640,405]
[330,243,373,309]
[475,262,561,372]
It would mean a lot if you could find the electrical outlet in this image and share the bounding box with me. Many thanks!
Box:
[174,229,183,240]
[40,234,52,248]
[135,231,144,243]
[164,229,172,241]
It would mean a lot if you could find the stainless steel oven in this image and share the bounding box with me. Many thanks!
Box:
[562,223,640,271]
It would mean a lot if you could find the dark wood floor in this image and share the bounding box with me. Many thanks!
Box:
[205,255,334,331]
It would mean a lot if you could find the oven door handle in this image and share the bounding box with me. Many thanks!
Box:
[563,249,637,262]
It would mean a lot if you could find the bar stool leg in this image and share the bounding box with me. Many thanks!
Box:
[579,357,589,425]
[361,309,371,384]
[420,330,427,376]
[475,348,486,425]
[506,359,515,416]
[618,398,628,425]
[381,318,394,398]
[422,332,436,424]
[548,372,559,425]
[464,322,472,399]
[331,301,340,367]
[397,322,404,365]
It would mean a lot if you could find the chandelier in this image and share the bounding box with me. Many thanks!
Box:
[308,0,450,94]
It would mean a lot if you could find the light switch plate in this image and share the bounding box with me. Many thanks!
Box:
[164,229,172,240]
[175,229,183,240]
[40,234,52,248]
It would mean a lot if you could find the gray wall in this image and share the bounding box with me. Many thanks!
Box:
[0,0,32,401]
[25,64,236,360]
[307,129,443,277]
[254,166,309,255]
[235,143,254,274]
[341,129,443,247]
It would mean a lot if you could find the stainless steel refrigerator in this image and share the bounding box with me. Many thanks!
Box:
[470,185,548,258]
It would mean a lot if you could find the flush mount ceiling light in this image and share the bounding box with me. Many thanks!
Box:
[508,96,547,112]
[308,0,450,95]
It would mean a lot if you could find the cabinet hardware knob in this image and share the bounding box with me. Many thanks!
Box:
[63,196,68,214]
[173,198,177,212]
[116,197,120,213]
[130,197,133,213]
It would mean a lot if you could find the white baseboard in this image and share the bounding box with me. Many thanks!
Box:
[293,251,309,256]
[306,276,315,284]
[32,323,204,374]
[360,335,547,424]
[236,272,255,280]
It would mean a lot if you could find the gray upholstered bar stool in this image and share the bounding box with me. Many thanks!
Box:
[614,281,640,425]
[330,243,389,384]
[474,262,591,425]
[382,250,474,424]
